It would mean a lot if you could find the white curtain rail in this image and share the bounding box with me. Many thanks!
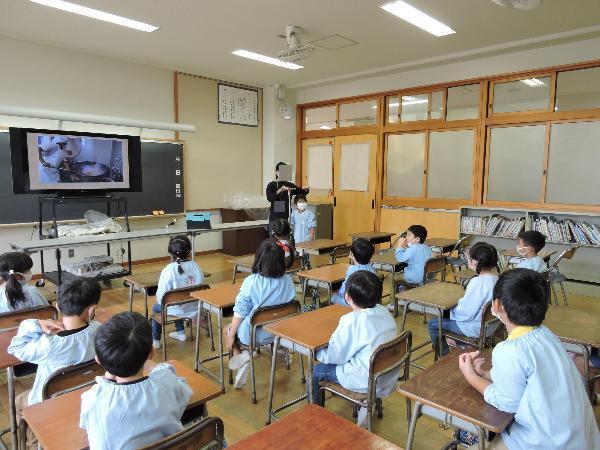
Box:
[0,105,196,133]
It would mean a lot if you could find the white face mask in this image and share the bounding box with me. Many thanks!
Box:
[297,202,307,211]
[491,301,503,322]
[516,246,529,256]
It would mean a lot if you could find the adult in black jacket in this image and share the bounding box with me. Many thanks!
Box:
[265,162,309,223]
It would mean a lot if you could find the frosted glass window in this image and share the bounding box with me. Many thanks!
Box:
[428,130,475,199]
[304,105,336,131]
[387,96,400,124]
[493,77,551,113]
[487,125,546,202]
[386,133,425,197]
[546,121,600,205]
[307,145,333,190]
[431,91,444,120]
[339,143,370,191]
[401,94,428,122]
[447,84,480,120]
[339,100,377,127]
[556,67,600,111]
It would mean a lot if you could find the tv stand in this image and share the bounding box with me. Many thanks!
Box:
[37,194,132,286]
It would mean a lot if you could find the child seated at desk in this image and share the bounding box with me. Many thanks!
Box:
[270,218,295,268]
[80,311,192,450]
[314,271,399,428]
[515,230,547,272]
[394,224,432,287]
[428,242,499,356]
[458,269,600,450]
[225,238,296,389]
[152,235,204,349]
[331,238,376,306]
[0,252,48,313]
[9,277,102,450]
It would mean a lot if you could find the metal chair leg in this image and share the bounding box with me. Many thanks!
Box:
[299,354,306,384]
[376,397,383,419]
[250,341,257,404]
[550,282,559,306]
[207,313,215,352]
[559,281,568,307]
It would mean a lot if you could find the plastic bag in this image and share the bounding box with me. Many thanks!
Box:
[224,193,269,221]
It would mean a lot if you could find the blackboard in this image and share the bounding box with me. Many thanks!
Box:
[0,131,184,224]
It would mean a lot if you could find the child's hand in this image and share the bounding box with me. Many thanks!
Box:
[396,237,407,249]
[224,327,235,351]
[472,351,487,378]
[38,319,65,335]
[458,351,478,379]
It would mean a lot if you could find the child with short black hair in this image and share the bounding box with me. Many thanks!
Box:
[0,252,48,313]
[225,238,296,388]
[290,194,316,245]
[395,224,432,285]
[458,269,599,449]
[515,230,547,272]
[428,242,499,356]
[9,277,102,449]
[80,312,192,450]
[314,271,399,427]
[331,238,376,306]
[152,235,204,349]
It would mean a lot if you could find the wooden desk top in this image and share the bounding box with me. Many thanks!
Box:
[351,231,395,240]
[544,306,600,348]
[123,272,162,288]
[427,238,458,249]
[398,352,513,433]
[396,282,464,310]
[22,360,221,450]
[190,283,243,308]
[229,404,402,449]
[297,263,349,283]
[371,251,404,267]
[264,305,351,352]
[296,239,349,253]
[0,328,20,370]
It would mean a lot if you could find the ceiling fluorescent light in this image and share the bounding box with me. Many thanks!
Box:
[320,125,333,130]
[29,0,158,32]
[402,99,428,105]
[380,1,455,37]
[521,78,545,87]
[232,50,303,70]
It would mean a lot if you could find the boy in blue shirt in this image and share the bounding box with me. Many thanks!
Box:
[331,238,376,306]
[394,224,432,286]
[514,230,547,272]
[458,269,599,449]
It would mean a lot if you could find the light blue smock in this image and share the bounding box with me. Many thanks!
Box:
[450,274,498,337]
[290,209,316,244]
[395,243,432,284]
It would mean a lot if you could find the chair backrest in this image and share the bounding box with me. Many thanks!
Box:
[0,305,58,331]
[369,331,412,396]
[547,245,580,273]
[452,234,475,255]
[250,300,300,328]
[139,417,225,450]
[162,284,210,308]
[41,359,104,400]
[331,245,352,264]
[423,256,447,283]
[478,302,501,342]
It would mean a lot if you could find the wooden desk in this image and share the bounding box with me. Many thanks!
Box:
[230,404,402,449]
[296,239,350,263]
[297,263,349,307]
[192,283,242,392]
[351,231,395,246]
[123,272,161,318]
[372,251,406,302]
[396,282,465,360]
[544,306,600,400]
[229,255,303,284]
[428,238,458,254]
[21,360,221,450]
[398,352,513,450]
[0,328,21,450]
[264,304,351,424]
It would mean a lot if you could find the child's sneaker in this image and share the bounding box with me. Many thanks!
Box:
[229,350,251,370]
[233,362,250,389]
[386,302,396,312]
[168,331,188,342]
[457,429,479,446]
[301,303,316,313]
[152,339,161,350]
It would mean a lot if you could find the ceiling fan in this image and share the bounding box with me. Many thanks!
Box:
[491,0,542,10]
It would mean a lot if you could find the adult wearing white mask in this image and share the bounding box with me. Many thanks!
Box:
[38,135,68,184]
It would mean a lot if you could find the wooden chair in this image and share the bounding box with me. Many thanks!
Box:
[151,285,213,361]
[545,245,579,306]
[0,305,58,330]
[138,417,225,450]
[439,302,504,361]
[331,245,351,264]
[446,235,475,276]
[41,359,104,400]
[319,331,412,432]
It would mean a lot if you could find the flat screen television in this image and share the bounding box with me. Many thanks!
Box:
[9,127,142,194]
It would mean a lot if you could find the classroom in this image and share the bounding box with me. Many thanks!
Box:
[0,1,599,449]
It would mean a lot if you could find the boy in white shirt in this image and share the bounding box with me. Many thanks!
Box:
[515,230,547,272]
[314,271,399,427]
[9,277,102,450]
[81,312,192,450]
[458,269,600,450]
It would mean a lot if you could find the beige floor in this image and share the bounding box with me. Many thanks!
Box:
[1,252,598,449]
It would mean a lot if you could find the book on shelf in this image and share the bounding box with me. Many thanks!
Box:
[461,214,524,238]
[530,214,600,246]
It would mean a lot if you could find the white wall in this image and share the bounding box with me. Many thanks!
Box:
[0,36,224,270]
[295,36,600,104]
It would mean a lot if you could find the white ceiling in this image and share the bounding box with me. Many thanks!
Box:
[2,0,600,88]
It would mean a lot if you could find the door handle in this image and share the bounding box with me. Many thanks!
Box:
[372,199,375,210]
[333,197,336,207]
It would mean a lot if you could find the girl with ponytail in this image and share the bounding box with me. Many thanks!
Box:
[0,252,48,312]
[151,236,204,349]
[427,242,499,356]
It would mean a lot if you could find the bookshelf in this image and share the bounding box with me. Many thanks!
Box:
[460,206,600,284]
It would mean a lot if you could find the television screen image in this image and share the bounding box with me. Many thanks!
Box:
[26,132,130,191]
